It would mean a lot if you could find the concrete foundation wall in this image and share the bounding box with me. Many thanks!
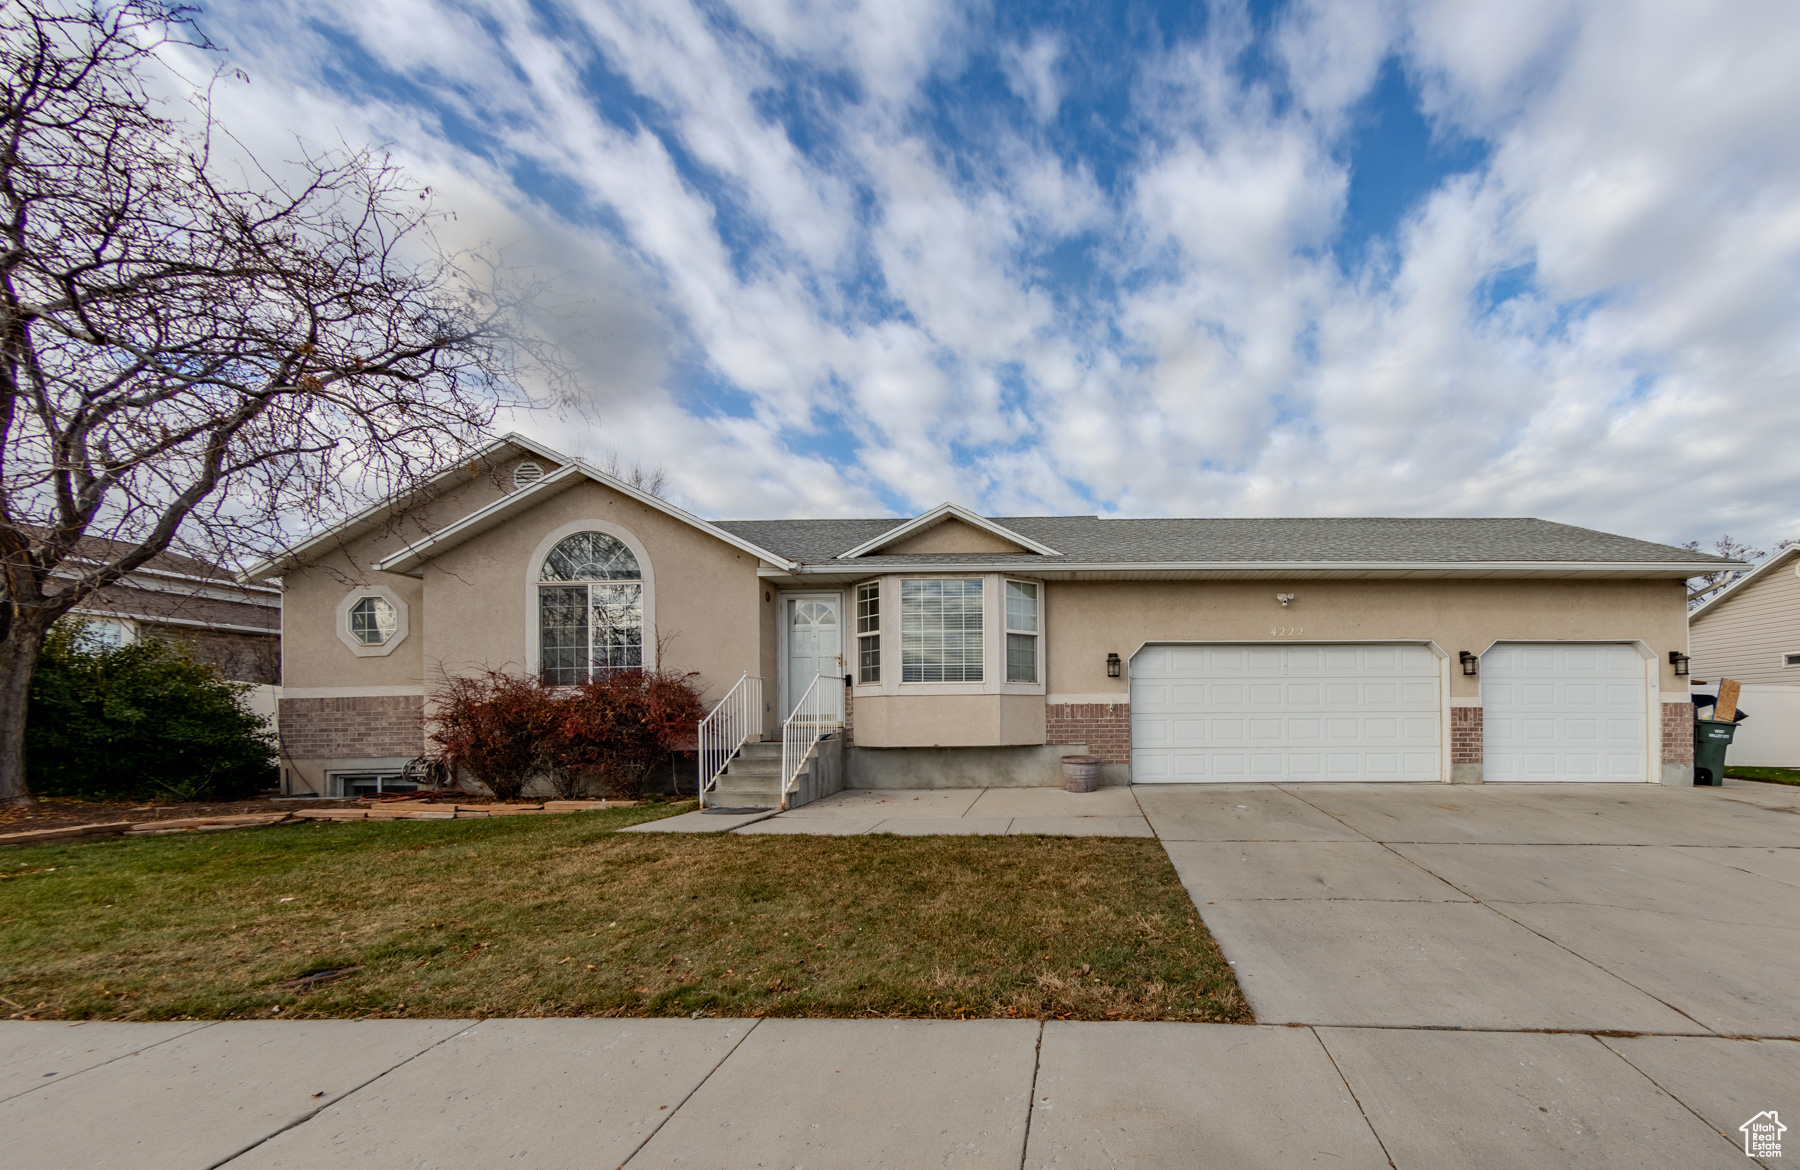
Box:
[846,743,1108,788]
[788,734,845,809]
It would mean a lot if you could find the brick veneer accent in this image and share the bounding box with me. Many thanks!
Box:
[1450,705,1483,764]
[279,695,425,760]
[1046,702,1130,765]
[1661,701,1694,764]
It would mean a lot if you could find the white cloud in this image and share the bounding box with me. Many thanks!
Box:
[178,0,1800,551]
[1001,33,1064,124]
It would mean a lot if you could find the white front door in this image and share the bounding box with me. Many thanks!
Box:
[1130,643,1443,782]
[784,595,844,718]
[1481,643,1648,782]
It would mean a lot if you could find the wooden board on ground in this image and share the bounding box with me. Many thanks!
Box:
[0,822,133,846]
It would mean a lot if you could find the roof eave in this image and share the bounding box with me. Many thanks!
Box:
[238,432,569,581]
[772,559,1735,578]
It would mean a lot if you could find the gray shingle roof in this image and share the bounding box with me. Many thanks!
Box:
[712,516,1727,567]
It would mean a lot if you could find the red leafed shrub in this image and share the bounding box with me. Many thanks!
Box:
[560,670,706,798]
[427,670,563,801]
[428,668,703,800]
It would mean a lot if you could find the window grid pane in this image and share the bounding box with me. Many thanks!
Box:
[901,579,983,683]
[1006,632,1038,683]
[349,596,398,645]
[538,586,589,684]
[540,531,641,582]
[856,582,879,634]
[859,634,880,683]
[1005,580,1038,633]
[591,583,643,669]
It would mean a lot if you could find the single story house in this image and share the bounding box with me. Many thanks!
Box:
[250,434,1731,800]
[1688,542,1800,768]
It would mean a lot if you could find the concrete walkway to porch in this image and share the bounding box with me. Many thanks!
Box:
[625,784,1156,837]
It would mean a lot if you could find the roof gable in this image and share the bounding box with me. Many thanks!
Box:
[250,434,795,579]
[369,454,796,576]
[1689,543,1800,622]
[839,504,1061,558]
[241,432,570,580]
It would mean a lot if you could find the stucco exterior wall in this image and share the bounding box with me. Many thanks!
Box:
[278,457,545,692]
[1044,578,1692,701]
[1689,550,1800,685]
[418,479,762,705]
[874,518,1028,555]
[851,693,1045,747]
[277,467,763,770]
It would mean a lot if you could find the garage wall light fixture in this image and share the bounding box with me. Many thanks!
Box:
[1276,592,1295,607]
[1458,651,1479,676]
[1669,651,1691,676]
[1106,652,1122,678]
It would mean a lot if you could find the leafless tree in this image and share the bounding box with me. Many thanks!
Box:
[595,449,669,500]
[1682,534,1770,607]
[0,2,555,802]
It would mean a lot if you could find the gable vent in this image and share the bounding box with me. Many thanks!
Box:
[512,461,545,489]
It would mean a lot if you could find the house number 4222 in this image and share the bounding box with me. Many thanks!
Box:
[1271,626,1304,636]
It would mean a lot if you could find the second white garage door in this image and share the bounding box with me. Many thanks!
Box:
[1130,643,1443,782]
[1480,643,1649,782]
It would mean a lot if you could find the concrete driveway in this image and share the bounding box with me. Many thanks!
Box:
[1142,778,1800,1037]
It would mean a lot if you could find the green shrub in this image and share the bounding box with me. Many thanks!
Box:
[27,623,277,801]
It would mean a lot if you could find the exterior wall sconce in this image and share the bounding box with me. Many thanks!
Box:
[1459,651,1479,676]
[1106,652,1122,678]
[1669,651,1690,676]
[1276,593,1295,607]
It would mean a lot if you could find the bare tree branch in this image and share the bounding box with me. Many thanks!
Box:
[0,0,566,801]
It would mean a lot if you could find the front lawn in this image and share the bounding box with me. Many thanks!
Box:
[1727,766,1800,786]
[0,806,1248,1024]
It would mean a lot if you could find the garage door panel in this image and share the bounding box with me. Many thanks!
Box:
[1131,642,1443,783]
[1480,643,1648,783]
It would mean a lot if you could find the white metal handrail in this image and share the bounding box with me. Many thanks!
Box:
[698,673,762,808]
[780,672,842,811]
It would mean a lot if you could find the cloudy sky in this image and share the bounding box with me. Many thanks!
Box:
[195,0,1799,550]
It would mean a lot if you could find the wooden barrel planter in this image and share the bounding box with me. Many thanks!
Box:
[1061,755,1101,792]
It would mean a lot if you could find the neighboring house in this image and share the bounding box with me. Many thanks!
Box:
[248,434,1730,801]
[61,534,282,685]
[1688,542,1800,768]
[1688,542,1800,684]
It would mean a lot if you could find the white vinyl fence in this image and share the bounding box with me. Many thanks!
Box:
[1696,685,1800,768]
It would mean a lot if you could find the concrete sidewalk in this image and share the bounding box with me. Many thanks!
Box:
[4,1017,1784,1168]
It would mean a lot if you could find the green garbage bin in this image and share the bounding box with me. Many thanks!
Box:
[1693,718,1738,786]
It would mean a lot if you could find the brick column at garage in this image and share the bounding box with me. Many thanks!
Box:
[1046,702,1130,765]
[1661,701,1694,765]
[1450,703,1483,782]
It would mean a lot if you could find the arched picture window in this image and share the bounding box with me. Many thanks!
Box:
[538,531,643,683]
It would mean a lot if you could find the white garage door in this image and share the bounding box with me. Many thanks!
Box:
[1480,643,1649,782]
[1130,644,1443,783]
